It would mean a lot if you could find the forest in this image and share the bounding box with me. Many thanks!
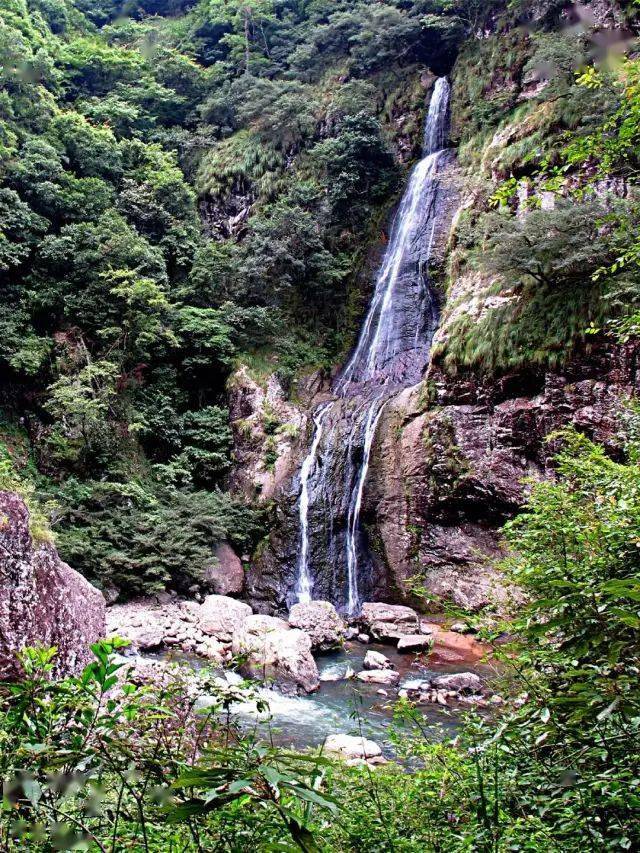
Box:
[1,0,640,850]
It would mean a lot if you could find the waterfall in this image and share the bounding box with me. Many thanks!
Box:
[291,77,452,615]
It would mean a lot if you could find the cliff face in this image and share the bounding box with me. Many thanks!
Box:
[0,492,106,679]
[366,341,638,610]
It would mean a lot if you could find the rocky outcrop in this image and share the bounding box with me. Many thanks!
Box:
[0,491,106,679]
[288,600,346,651]
[204,543,245,597]
[106,598,226,661]
[366,339,639,611]
[231,614,320,694]
[227,366,309,504]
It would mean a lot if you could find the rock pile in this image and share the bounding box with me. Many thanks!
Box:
[107,595,344,694]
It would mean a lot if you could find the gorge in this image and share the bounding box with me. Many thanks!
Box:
[1,0,639,848]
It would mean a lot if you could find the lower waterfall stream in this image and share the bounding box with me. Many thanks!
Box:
[292,77,453,614]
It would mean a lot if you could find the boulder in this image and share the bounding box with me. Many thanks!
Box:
[421,622,488,664]
[198,595,252,641]
[324,734,382,760]
[0,491,106,679]
[204,543,244,596]
[363,650,393,670]
[288,600,346,651]
[356,669,400,685]
[232,614,319,694]
[432,672,482,694]
[360,602,419,642]
[397,634,434,654]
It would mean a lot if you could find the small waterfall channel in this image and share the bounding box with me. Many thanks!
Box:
[292,77,452,615]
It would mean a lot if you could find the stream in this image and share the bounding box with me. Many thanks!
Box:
[157,640,493,757]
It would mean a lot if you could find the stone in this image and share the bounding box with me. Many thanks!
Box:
[363,650,393,670]
[422,624,488,664]
[377,689,388,696]
[357,633,370,644]
[232,614,319,694]
[324,734,382,760]
[450,622,474,634]
[345,627,359,640]
[356,669,400,685]
[288,600,346,651]
[198,595,253,641]
[204,542,245,597]
[432,672,482,694]
[0,491,106,679]
[397,634,434,654]
[360,602,419,642]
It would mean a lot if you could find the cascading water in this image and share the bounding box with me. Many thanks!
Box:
[291,77,452,615]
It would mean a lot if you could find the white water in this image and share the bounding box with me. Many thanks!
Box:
[293,78,452,615]
[294,403,331,604]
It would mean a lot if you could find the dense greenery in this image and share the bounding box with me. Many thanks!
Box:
[0,0,473,598]
[435,6,640,375]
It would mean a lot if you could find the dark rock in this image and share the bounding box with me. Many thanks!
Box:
[0,492,106,679]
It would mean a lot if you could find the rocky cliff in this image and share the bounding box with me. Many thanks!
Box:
[366,339,638,610]
[234,0,638,615]
[0,492,106,679]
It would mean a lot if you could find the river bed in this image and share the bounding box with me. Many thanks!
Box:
[156,640,495,757]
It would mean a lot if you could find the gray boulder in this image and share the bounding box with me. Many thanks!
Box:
[363,650,393,670]
[198,594,252,641]
[232,614,319,694]
[204,542,244,596]
[288,600,346,651]
[0,491,106,679]
[324,734,382,760]
[356,669,400,685]
[360,602,420,642]
[397,635,434,654]
[432,672,482,694]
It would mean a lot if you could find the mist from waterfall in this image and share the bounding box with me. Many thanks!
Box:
[292,77,452,614]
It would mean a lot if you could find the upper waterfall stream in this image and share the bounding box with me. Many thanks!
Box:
[292,77,452,614]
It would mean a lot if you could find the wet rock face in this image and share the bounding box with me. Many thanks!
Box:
[366,339,640,611]
[0,491,106,679]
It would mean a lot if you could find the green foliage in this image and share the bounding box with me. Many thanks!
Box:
[52,477,263,596]
[0,640,334,850]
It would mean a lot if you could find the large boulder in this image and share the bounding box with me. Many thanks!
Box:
[0,492,106,679]
[421,622,488,664]
[288,600,346,651]
[198,594,252,641]
[432,672,482,694]
[232,614,319,694]
[397,634,434,654]
[359,602,420,642]
[204,543,244,596]
[324,734,382,760]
